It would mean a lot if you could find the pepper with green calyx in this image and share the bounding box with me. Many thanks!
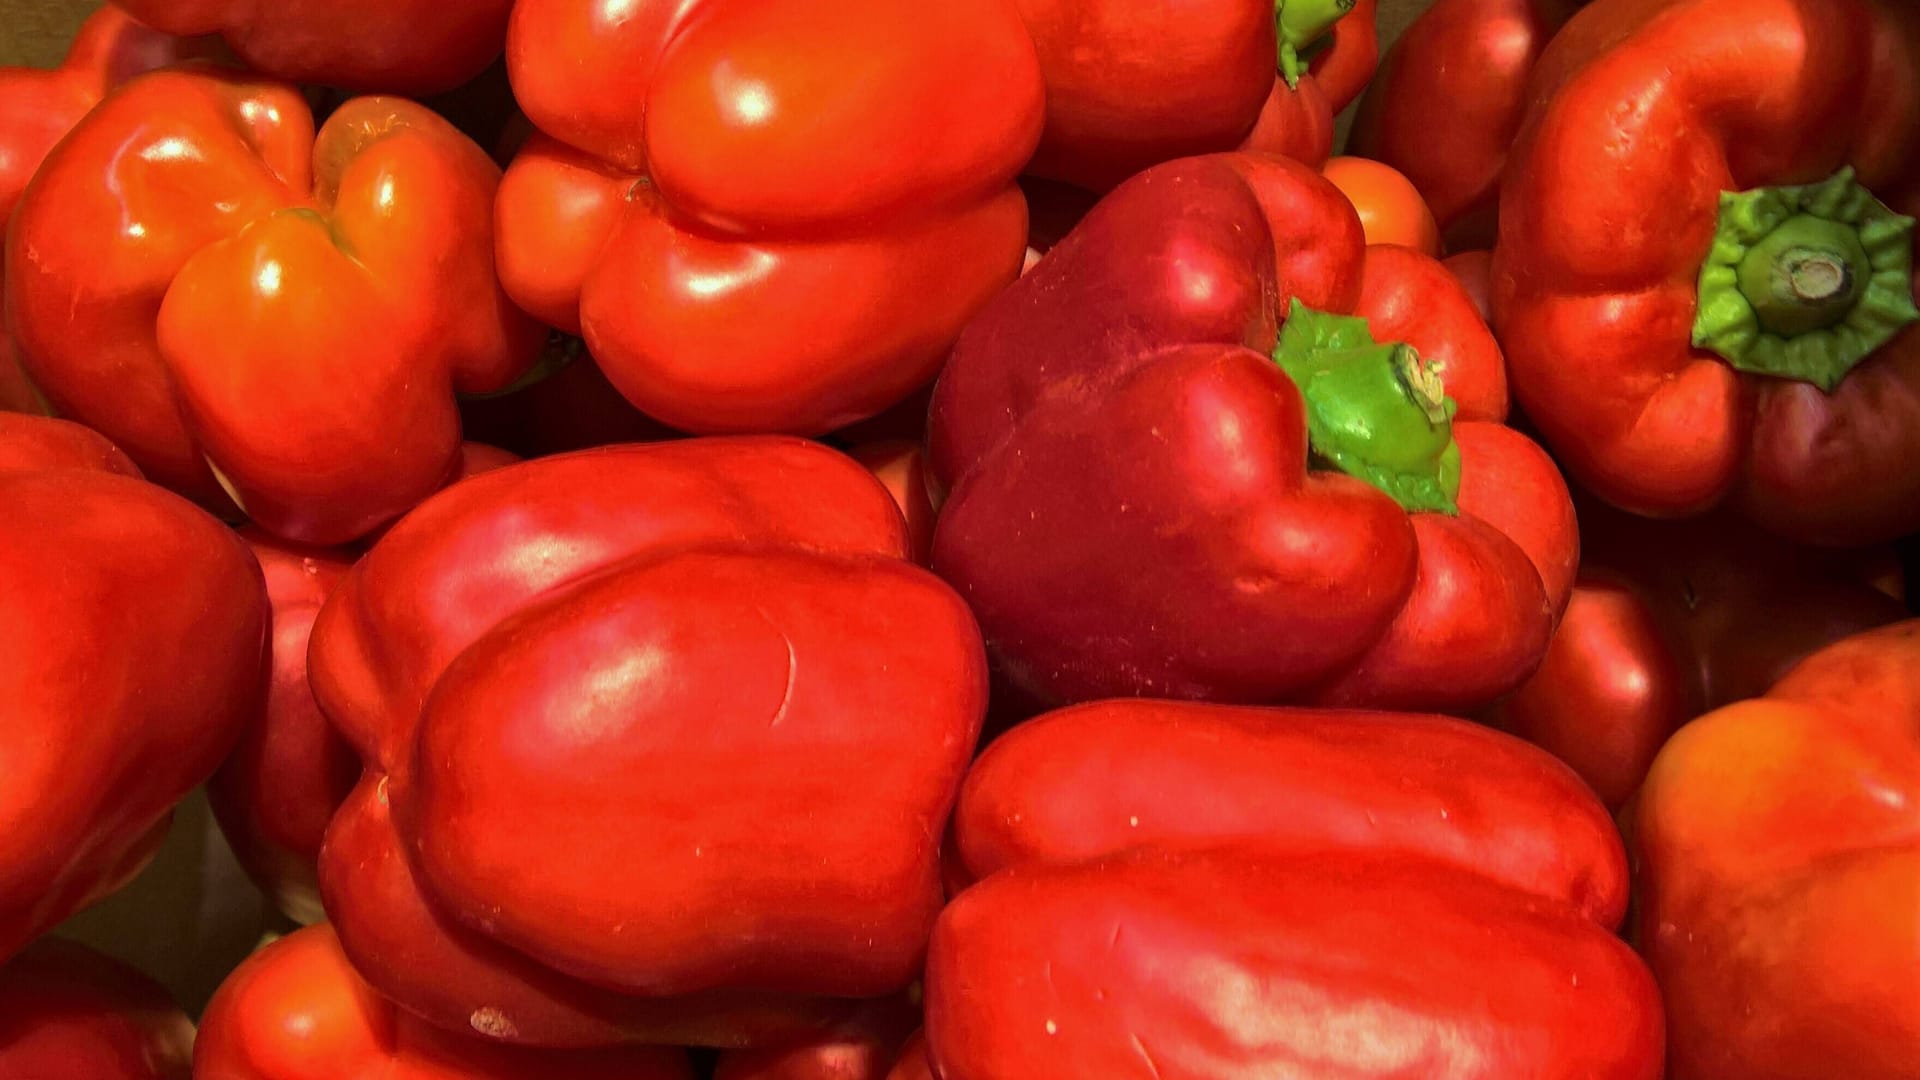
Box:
[1276,0,1358,89]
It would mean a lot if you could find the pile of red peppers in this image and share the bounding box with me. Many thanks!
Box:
[0,1,1915,1078]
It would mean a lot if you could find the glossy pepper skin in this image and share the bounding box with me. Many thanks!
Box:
[0,939,194,1080]
[112,0,513,95]
[949,700,1628,924]
[1017,0,1378,192]
[1489,501,1909,809]
[1349,0,1586,250]
[0,6,215,415]
[6,66,543,545]
[496,0,1043,436]
[927,848,1662,1080]
[0,414,268,964]
[929,153,1576,714]
[712,998,920,1080]
[1632,621,1920,1079]
[308,437,987,1048]
[1493,0,1920,546]
[195,924,693,1080]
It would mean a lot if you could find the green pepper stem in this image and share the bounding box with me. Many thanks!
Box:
[1693,168,1918,392]
[1275,0,1357,89]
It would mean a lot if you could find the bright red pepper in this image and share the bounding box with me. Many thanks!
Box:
[713,998,920,1080]
[0,7,214,415]
[0,414,267,963]
[0,939,193,1080]
[929,153,1575,714]
[111,0,513,95]
[1493,0,1920,546]
[495,0,1043,436]
[195,924,693,1079]
[307,437,986,1048]
[926,701,1657,1078]
[1017,0,1379,192]
[1349,0,1586,250]
[949,700,1627,923]
[1489,501,1909,809]
[884,1035,933,1080]
[5,67,543,544]
[1631,620,1920,1078]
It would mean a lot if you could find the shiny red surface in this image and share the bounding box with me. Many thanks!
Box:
[0,940,193,1080]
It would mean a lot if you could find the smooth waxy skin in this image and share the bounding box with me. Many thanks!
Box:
[0,940,194,1080]
[926,849,1663,1080]
[1014,0,1379,191]
[951,700,1628,925]
[1494,0,1920,545]
[6,67,542,544]
[0,415,268,963]
[498,0,1043,435]
[1350,0,1586,249]
[1491,503,1909,808]
[929,153,1574,713]
[1633,621,1920,1079]
[0,7,214,414]
[309,438,986,1047]
[195,925,693,1080]
[113,0,513,95]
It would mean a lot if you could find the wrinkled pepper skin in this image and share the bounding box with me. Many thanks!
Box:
[950,700,1628,925]
[926,848,1663,1080]
[6,67,543,544]
[0,939,194,1080]
[1350,0,1586,250]
[307,437,987,1047]
[195,924,693,1080]
[496,0,1043,436]
[0,6,216,415]
[1632,621,1920,1079]
[113,0,513,95]
[1494,0,1920,546]
[1490,502,1909,809]
[0,415,268,964]
[713,998,920,1080]
[930,153,1576,713]
[1016,0,1378,192]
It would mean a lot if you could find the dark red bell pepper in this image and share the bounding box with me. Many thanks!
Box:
[496,0,1043,436]
[1489,500,1909,809]
[112,0,513,95]
[195,924,692,1079]
[1631,620,1920,1078]
[713,998,921,1080]
[1494,0,1920,546]
[0,414,267,963]
[1017,0,1379,191]
[884,1035,933,1080]
[307,437,985,1048]
[929,153,1575,713]
[6,67,542,544]
[0,939,193,1080]
[1349,0,1587,249]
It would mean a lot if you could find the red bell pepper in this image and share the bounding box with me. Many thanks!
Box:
[884,1035,933,1080]
[5,67,543,544]
[459,349,675,459]
[1631,620,1920,1078]
[1489,501,1909,809]
[495,1,1043,436]
[849,441,937,567]
[0,939,193,1080]
[1349,0,1587,250]
[929,153,1575,713]
[307,437,986,1048]
[1017,0,1378,191]
[0,414,267,963]
[195,924,693,1079]
[949,699,1627,923]
[1493,0,1920,546]
[111,0,512,95]
[0,6,214,415]
[713,998,920,1080]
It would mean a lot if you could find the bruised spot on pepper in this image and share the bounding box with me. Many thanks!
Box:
[1692,167,1919,392]
[469,1006,516,1038]
[1271,298,1462,515]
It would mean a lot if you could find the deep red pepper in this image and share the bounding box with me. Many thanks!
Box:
[0,939,193,1080]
